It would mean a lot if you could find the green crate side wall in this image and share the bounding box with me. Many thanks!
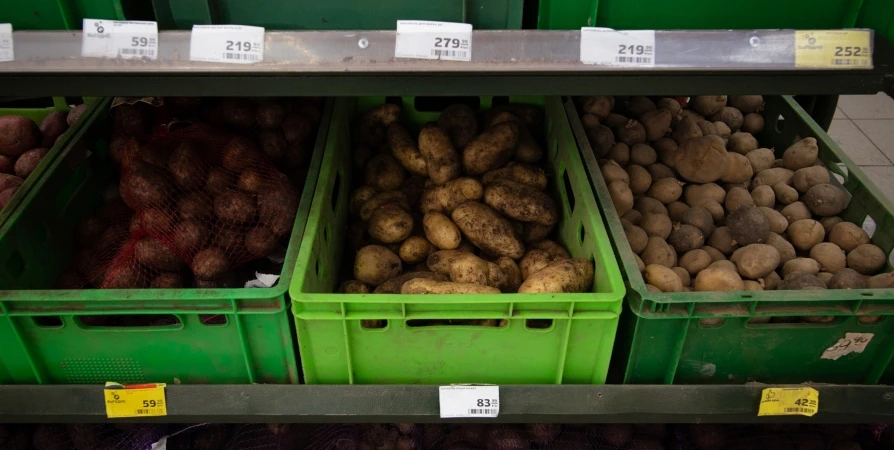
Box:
[569,96,894,385]
[0,1,125,30]
[857,0,894,45]
[152,0,522,30]
[0,97,336,385]
[537,0,861,30]
[290,96,623,385]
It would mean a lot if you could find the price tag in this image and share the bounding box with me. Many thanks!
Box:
[580,28,655,67]
[395,20,472,62]
[795,30,872,68]
[0,24,13,62]
[822,332,874,360]
[758,387,818,417]
[104,382,167,418]
[439,385,499,418]
[82,20,158,59]
[190,25,264,64]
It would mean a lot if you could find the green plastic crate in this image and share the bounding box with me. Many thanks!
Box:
[567,96,894,385]
[0,97,91,233]
[151,0,522,30]
[538,0,862,30]
[857,0,894,45]
[290,96,624,385]
[0,97,333,385]
[0,1,125,30]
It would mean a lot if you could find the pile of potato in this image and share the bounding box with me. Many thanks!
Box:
[579,95,894,297]
[56,97,317,290]
[340,102,593,296]
[0,104,87,209]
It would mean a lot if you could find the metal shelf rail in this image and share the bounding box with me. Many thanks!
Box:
[1,385,892,423]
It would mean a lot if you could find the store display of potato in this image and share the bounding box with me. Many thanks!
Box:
[53,97,317,290]
[339,102,592,298]
[578,95,894,303]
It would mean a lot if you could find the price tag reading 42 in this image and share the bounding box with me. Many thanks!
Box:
[439,385,499,418]
[795,30,872,68]
[758,387,819,417]
[104,382,167,418]
[395,21,472,62]
[81,20,158,59]
[580,28,655,67]
[190,25,265,64]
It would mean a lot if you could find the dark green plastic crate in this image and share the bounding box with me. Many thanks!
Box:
[538,0,862,30]
[151,0,522,30]
[0,1,125,30]
[567,96,894,385]
[290,96,624,385]
[0,97,332,385]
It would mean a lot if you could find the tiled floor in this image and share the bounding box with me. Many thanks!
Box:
[829,93,894,203]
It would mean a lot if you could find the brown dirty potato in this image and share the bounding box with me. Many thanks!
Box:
[245,226,279,257]
[667,224,705,254]
[119,162,175,210]
[178,191,213,221]
[602,161,630,184]
[782,137,819,170]
[643,264,683,292]
[721,152,753,183]
[258,130,287,162]
[587,124,616,157]
[420,177,483,214]
[518,258,593,293]
[219,136,262,172]
[630,143,657,166]
[519,240,570,280]
[727,132,758,155]
[829,222,871,252]
[647,163,676,180]
[766,232,796,264]
[191,248,231,281]
[684,183,726,206]
[482,163,548,191]
[641,213,673,239]
[167,141,206,191]
[830,268,867,290]
[713,121,732,140]
[671,116,703,145]
[741,113,765,134]
[680,249,712,275]
[340,280,370,293]
[772,181,799,205]
[667,201,690,223]
[781,201,812,225]
[374,271,448,294]
[746,148,776,173]
[729,95,764,113]
[365,154,407,191]
[820,216,844,237]
[642,236,677,268]
[427,250,506,288]
[402,278,500,294]
[793,166,831,193]
[483,179,558,225]
[419,125,462,185]
[847,244,886,275]
[423,211,462,250]
[282,113,315,144]
[386,123,428,177]
[752,167,794,188]
[616,120,647,146]
[151,273,186,289]
[452,202,525,259]
[708,226,738,255]
[647,178,683,204]
[135,237,187,271]
[778,272,827,290]
[782,258,821,277]
[804,183,848,217]
[725,187,754,212]
[607,142,631,166]
[205,168,236,195]
[258,187,298,236]
[734,244,780,279]
[354,245,402,286]
[867,272,894,289]
[237,168,267,193]
[694,267,744,291]
[622,220,648,255]
[810,242,847,273]
[751,184,775,208]
[674,135,728,183]
[641,109,673,141]
[626,96,657,116]
[727,207,769,245]
[623,209,644,225]
[173,220,208,251]
[758,207,788,234]
[462,121,520,175]
[214,190,257,223]
[691,96,727,116]
[627,164,653,195]
[399,236,435,264]
[787,219,825,251]
[368,205,414,244]
[710,106,744,132]
[580,96,615,119]
[438,104,478,149]
[608,180,634,216]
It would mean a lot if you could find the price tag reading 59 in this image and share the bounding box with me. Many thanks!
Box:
[439,385,499,418]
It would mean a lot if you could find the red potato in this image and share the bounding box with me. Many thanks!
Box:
[66,104,89,126]
[0,173,23,192]
[0,186,18,208]
[39,111,69,147]
[0,155,14,174]
[0,116,40,157]
[14,148,49,178]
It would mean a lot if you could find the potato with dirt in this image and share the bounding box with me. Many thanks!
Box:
[462,121,520,175]
[401,278,501,294]
[420,177,483,214]
[365,154,406,191]
[482,163,548,191]
[418,125,460,185]
[374,271,448,293]
[368,204,414,244]
[191,247,231,281]
[427,250,507,289]
[452,202,525,259]
[120,161,176,210]
[674,135,729,183]
[168,141,206,191]
[13,147,48,178]
[517,258,593,293]
[354,245,402,286]
[423,211,462,250]
[386,123,428,177]
[483,179,558,226]
[438,104,478,149]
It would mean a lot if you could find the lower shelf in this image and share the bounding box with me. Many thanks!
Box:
[2,384,892,423]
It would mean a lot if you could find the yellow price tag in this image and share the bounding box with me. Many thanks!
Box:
[795,30,872,68]
[758,387,819,417]
[104,382,167,418]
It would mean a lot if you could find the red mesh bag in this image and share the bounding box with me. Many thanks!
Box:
[57,97,320,291]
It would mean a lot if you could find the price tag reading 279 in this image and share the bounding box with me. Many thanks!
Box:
[395,21,472,62]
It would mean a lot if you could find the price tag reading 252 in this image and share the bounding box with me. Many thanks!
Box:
[395,21,472,62]
[190,25,265,64]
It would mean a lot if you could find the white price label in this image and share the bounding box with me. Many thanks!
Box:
[81,19,158,59]
[821,332,874,360]
[580,28,655,67]
[439,386,499,418]
[190,25,264,64]
[0,24,13,62]
[395,20,471,62]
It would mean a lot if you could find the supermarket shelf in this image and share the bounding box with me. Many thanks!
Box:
[0,30,891,96]
[1,385,892,423]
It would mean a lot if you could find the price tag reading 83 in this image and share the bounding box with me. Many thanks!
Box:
[82,19,158,59]
[439,385,499,418]
[190,25,265,64]
[395,21,472,62]
[580,28,655,67]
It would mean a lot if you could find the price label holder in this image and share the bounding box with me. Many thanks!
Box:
[795,30,872,68]
[190,25,265,64]
[758,387,819,417]
[81,20,158,59]
[395,20,472,62]
[439,385,499,418]
[104,382,167,418]
[580,28,655,67]
[0,24,12,62]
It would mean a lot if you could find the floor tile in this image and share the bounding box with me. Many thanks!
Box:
[854,120,894,163]
[827,120,891,166]
[837,93,894,119]
[857,166,894,205]
[833,108,848,119]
